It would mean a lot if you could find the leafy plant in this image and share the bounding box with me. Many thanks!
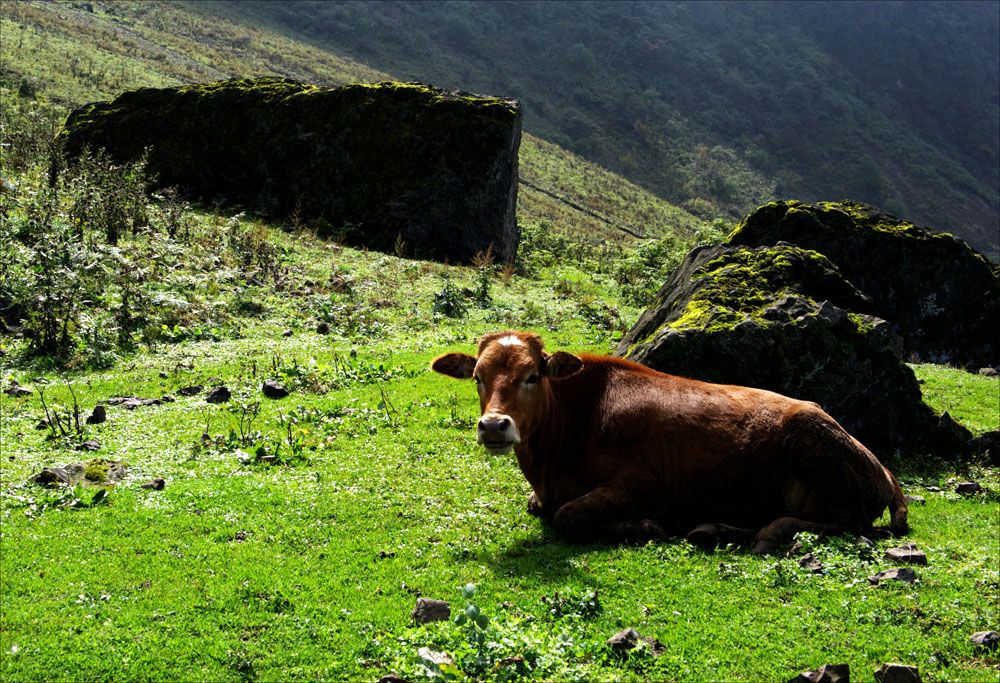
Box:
[432,277,467,318]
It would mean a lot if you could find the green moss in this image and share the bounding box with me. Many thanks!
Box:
[83,458,111,484]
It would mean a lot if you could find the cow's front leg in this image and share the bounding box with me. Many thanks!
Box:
[526,491,550,519]
[553,486,663,543]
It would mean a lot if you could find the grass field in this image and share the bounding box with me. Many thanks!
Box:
[1,212,997,682]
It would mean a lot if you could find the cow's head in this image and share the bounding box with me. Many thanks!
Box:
[431,331,583,454]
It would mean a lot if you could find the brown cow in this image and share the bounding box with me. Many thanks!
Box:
[431,331,908,553]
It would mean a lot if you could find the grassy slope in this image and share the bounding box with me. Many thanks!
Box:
[0,0,705,245]
[198,0,1000,258]
[1,1,998,682]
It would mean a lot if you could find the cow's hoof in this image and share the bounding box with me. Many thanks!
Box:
[686,523,723,548]
[526,492,547,518]
[637,519,667,540]
[751,538,780,554]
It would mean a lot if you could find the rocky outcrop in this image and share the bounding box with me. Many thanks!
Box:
[59,77,522,263]
[617,242,971,460]
[728,201,999,368]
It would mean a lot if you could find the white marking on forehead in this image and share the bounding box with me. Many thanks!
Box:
[497,335,523,347]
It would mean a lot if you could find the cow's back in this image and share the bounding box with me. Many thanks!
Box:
[546,355,892,530]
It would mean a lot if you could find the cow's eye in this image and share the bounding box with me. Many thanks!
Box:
[524,374,539,386]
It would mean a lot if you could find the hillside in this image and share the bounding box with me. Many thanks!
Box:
[200,0,1000,257]
[0,0,706,246]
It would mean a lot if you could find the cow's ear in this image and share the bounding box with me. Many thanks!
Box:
[544,351,583,379]
[431,353,477,379]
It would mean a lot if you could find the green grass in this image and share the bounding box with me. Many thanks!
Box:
[910,363,1000,436]
[1,204,997,681]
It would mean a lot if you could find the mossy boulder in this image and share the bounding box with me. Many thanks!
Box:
[59,77,522,263]
[728,201,999,368]
[617,242,971,460]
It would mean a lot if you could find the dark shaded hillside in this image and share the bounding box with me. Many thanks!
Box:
[200,0,1000,257]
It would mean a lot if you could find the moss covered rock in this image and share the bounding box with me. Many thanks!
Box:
[617,242,971,460]
[59,77,522,263]
[728,201,999,368]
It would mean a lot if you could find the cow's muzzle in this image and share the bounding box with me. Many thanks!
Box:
[477,413,519,454]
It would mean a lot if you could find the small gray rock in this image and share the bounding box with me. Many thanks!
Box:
[78,439,101,452]
[140,478,166,491]
[955,481,983,495]
[884,543,927,565]
[904,495,925,506]
[316,322,331,335]
[262,380,289,399]
[206,386,231,403]
[376,676,412,683]
[874,663,921,683]
[869,567,918,584]
[925,486,941,492]
[417,647,453,667]
[978,367,998,376]
[5,386,33,398]
[798,553,825,574]
[282,329,293,338]
[606,628,665,656]
[85,405,107,425]
[789,663,850,683]
[176,385,203,397]
[412,598,451,624]
[970,630,999,651]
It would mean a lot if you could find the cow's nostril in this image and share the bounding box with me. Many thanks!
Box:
[479,415,512,434]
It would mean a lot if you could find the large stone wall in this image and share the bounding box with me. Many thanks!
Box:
[59,78,522,263]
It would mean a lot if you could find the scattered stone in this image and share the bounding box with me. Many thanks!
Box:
[258,455,277,465]
[955,481,983,495]
[969,430,999,465]
[970,630,999,652]
[32,459,127,487]
[904,495,926,506]
[176,385,203,397]
[798,553,825,574]
[417,648,454,667]
[86,405,107,425]
[869,567,918,584]
[158,371,169,379]
[376,675,411,683]
[874,663,921,683]
[856,535,874,547]
[789,663,850,683]
[884,543,927,565]
[262,380,289,399]
[109,396,168,410]
[140,478,166,491]
[206,386,231,403]
[606,628,666,656]
[978,367,998,376]
[316,322,331,335]
[282,329,293,338]
[925,486,941,492]
[234,531,248,542]
[78,439,101,451]
[4,386,33,398]
[412,598,451,624]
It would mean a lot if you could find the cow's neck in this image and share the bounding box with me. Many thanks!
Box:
[514,380,572,508]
